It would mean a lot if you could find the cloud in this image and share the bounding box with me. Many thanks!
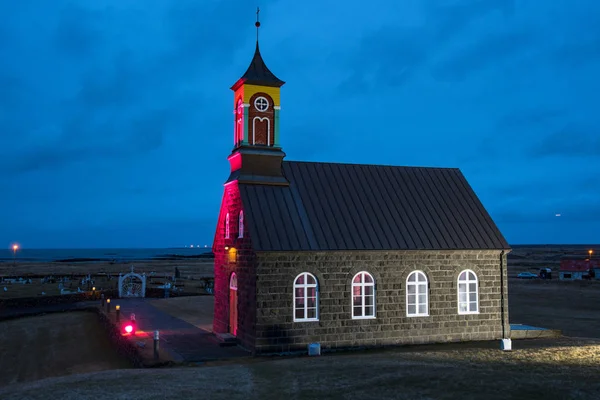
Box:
[431,29,534,82]
[335,0,517,94]
[431,0,515,41]
[497,108,566,130]
[54,4,103,60]
[530,125,600,158]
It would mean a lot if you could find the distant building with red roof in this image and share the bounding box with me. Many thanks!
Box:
[559,257,599,280]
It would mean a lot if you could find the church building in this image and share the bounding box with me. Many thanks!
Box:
[213,19,511,354]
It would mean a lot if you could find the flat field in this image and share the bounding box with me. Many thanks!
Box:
[0,312,131,387]
[507,244,600,338]
[0,259,214,299]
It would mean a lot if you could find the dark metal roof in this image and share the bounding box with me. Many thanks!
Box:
[231,42,285,90]
[239,161,510,252]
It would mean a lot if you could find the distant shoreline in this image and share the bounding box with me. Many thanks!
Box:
[0,252,214,264]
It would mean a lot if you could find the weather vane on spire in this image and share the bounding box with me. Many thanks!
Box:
[255,7,261,42]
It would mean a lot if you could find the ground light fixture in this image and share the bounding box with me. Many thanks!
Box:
[122,313,137,335]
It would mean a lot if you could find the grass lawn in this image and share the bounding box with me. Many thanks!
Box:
[0,312,131,387]
[0,338,598,399]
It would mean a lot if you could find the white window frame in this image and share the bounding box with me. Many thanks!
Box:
[252,117,271,145]
[238,211,244,238]
[457,269,479,315]
[254,96,269,112]
[406,271,429,317]
[351,271,376,319]
[293,272,319,322]
[229,272,237,290]
[225,213,230,239]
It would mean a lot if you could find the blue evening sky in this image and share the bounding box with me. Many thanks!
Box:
[1,0,599,248]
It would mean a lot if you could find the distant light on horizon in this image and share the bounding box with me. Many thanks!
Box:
[555,213,561,217]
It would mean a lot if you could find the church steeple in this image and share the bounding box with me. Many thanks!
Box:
[230,42,285,91]
[231,7,285,91]
[226,9,288,187]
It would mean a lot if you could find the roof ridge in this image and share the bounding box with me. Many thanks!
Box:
[283,160,460,170]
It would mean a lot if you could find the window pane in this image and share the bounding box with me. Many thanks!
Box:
[353,286,362,297]
[459,271,466,281]
[417,273,426,282]
[307,308,317,319]
[407,294,416,305]
[459,293,467,303]
[407,304,416,315]
[364,286,374,296]
[418,304,427,314]
[418,294,427,305]
[469,293,477,302]
[469,302,477,312]
[469,283,477,292]
[308,287,316,297]
[353,295,362,307]
[364,274,373,283]
[295,308,304,319]
[306,275,316,284]
[469,272,476,280]
[353,275,361,283]
[417,284,427,295]
[407,285,416,295]
[295,288,304,299]
[408,273,416,282]
[307,297,316,308]
[365,295,374,307]
[353,306,362,317]
[458,283,466,293]
[459,303,467,312]
[365,306,374,316]
[296,275,305,285]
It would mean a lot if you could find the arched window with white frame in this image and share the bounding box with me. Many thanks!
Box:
[352,271,375,319]
[238,211,244,238]
[458,270,479,314]
[406,271,428,317]
[293,272,319,322]
[225,213,230,239]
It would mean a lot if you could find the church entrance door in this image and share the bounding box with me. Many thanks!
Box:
[229,273,238,336]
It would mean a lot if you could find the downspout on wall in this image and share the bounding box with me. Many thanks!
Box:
[500,250,509,339]
[500,250,505,338]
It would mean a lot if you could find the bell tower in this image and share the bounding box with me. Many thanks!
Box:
[226,9,288,186]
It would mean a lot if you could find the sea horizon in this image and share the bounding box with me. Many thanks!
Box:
[0,247,214,263]
[1,243,598,263]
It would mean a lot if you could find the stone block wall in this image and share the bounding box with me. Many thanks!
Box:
[212,181,257,351]
[253,250,510,353]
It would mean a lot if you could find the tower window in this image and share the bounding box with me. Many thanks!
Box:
[225,213,230,239]
[235,98,244,145]
[238,211,244,238]
[254,96,269,112]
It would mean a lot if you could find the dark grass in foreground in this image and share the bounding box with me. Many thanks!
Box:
[1,338,599,400]
[0,313,131,387]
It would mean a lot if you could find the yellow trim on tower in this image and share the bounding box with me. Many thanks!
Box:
[243,85,281,106]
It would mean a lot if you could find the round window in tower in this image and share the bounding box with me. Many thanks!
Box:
[254,96,269,112]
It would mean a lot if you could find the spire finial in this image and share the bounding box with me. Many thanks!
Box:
[255,7,261,43]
